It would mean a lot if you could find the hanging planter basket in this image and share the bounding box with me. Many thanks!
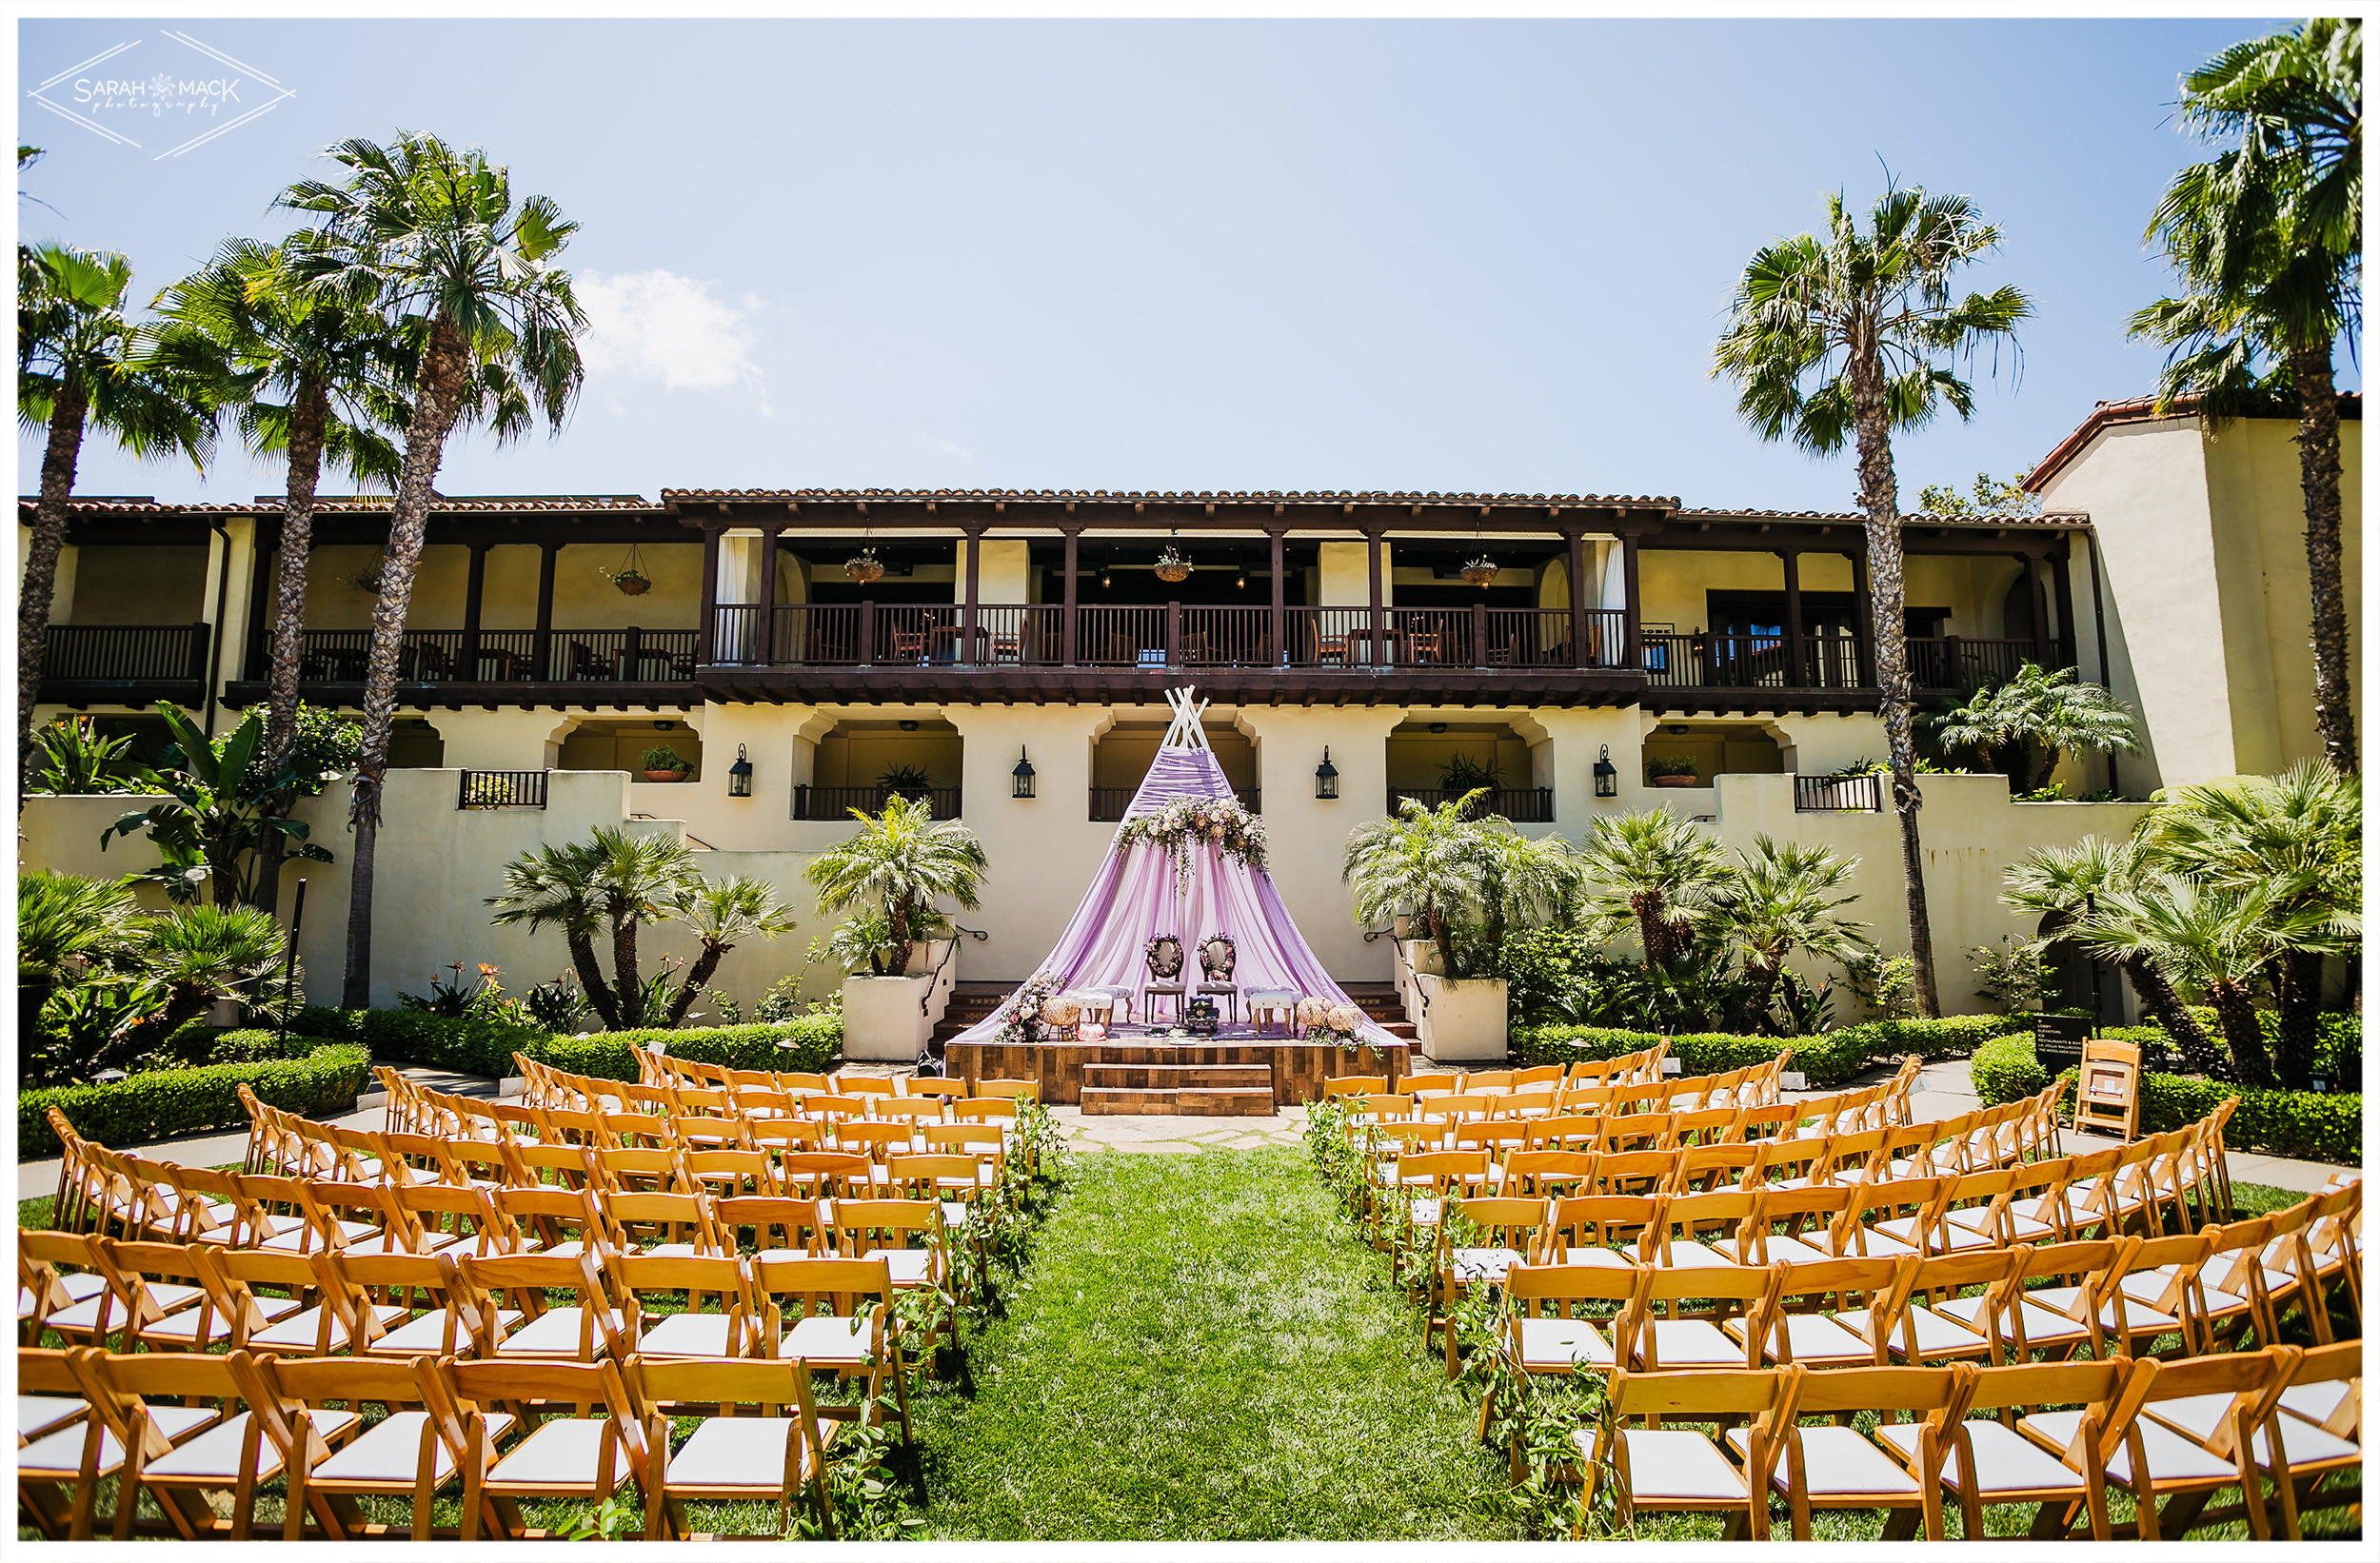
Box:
[846,548,886,585]
[605,543,652,596]
[1459,557,1498,587]
[1154,546,1194,584]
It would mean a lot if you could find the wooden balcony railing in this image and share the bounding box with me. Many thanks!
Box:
[1386,785,1557,822]
[793,783,962,821]
[1908,636,2071,691]
[291,628,699,683]
[43,623,209,682]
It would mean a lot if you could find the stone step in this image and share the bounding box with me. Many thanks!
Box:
[1081,1062,1274,1092]
[1079,1086,1276,1117]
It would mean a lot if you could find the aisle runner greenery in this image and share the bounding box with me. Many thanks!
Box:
[909,1147,1518,1539]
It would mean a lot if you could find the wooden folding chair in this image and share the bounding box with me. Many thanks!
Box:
[1503,1150,1598,1198]
[1853,1248,2026,1366]
[261,1350,515,1540]
[1900,1357,2132,1540]
[609,1251,762,1360]
[1763,1363,1962,1538]
[17,1230,123,1348]
[2253,1337,2362,1539]
[1430,1196,1551,1372]
[1744,1256,1908,1368]
[1578,1366,1795,1540]
[318,1247,499,1358]
[436,1355,656,1540]
[1626,1263,1779,1371]
[627,1354,838,1538]
[1537,1193,1660,1268]
[829,1197,951,1352]
[750,1254,909,1439]
[15,1344,199,1539]
[1935,1238,2129,1362]
[1648,1188,1766,1270]
[454,1248,626,1362]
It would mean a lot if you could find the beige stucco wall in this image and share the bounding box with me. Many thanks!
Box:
[1317,541,1390,606]
[55,544,208,625]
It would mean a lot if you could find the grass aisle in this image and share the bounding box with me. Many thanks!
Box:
[911,1145,1518,1540]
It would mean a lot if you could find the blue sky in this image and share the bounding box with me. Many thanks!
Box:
[18,15,2326,513]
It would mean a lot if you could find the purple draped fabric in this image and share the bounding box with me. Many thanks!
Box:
[949,744,1388,1043]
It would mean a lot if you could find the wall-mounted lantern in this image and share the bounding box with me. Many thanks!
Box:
[726,744,754,799]
[1012,746,1037,800]
[1315,747,1339,801]
[1594,744,1618,799]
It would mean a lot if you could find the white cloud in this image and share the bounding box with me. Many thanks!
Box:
[577,269,770,414]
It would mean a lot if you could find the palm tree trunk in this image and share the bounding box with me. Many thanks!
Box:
[18,379,88,791]
[2272,947,2325,1090]
[2121,955,2223,1076]
[342,324,470,1008]
[1631,892,1670,968]
[613,916,644,1028]
[255,378,330,920]
[2289,344,2355,777]
[2207,980,2274,1088]
[567,927,620,1030]
[887,898,914,979]
[665,941,729,1027]
[1849,345,1940,1016]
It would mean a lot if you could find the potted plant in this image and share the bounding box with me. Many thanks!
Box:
[1648,755,1700,788]
[877,762,933,803]
[1458,555,1498,587]
[845,547,886,584]
[641,743,690,782]
[1154,544,1193,583]
[806,795,988,1059]
[605,544,653,596]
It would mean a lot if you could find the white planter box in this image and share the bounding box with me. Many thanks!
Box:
[842,939,957,1061]
[1412,973,1508,1063]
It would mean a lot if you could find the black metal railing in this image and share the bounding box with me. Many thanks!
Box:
[43,623,209,682]
[458,769,548,809]
[793,783,962,821]
[1908,636,2071,690]
[1794,773,1882,813]
[1386,785,1556,822]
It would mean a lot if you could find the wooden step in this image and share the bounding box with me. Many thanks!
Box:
[1079,1086,1276,1117]
[1081,1062,1273,1093]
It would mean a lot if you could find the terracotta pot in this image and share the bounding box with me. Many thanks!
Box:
[1654,774,1698,787]
[644,768,687,782]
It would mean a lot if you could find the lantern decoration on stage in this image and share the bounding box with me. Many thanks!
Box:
[1594,744,1619,798]
[727,744,754,798]
[1314,747,1339,800]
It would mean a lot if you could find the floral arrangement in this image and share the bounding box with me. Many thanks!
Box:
[999,972,1068,1045]
[1143,933,1184,977]
[1298,994,1368,1051]
[1116,797,1267,897]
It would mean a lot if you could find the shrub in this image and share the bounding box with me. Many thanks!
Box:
[1970,1033,2052,1105]
[296,1006,551,1078]
[22,1042,371,1159]
[520,1017,843,1082]
[1970,1033,2358,1165]
[1511,1013,2029,1088]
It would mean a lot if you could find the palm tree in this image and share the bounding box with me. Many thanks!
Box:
[2077,876,2330,1088]
[1342,790,1493,975]
[2133,763,2360,1087]
[150,238,408,914]
[1473,828,1582,960]
[1572,808,1727,969]
[17,242,214,787]
[663,875,799,1026]
[1714,184,2034,1016]
[1699,835,1871,1034]
[2131,19,2361,777]
[279,134,586,1007]
[804,794,988,978]
[16,870,142,1059]
[1934,663,2141,794]
[2001,837,2223,1072]
[486,826,697,1029]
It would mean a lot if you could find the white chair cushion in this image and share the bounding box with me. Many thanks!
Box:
[1879,1418,2080,1496]
[370,1306,522,1355]
[2141,1394,2362,1471]
[1451,1246,1525,1283]
[18,1418,127,1479]
[778,1314,874,1365]
[1757,1312,1875,1364]
[486,1417,635,1491]
[1863,1303,1989,1359]
[493,1306,622,1358]
[145,1409,360,1483]
[1550,1246,1635,1270]
[637,1313,742,1358]
[2023,1409,2237,1486]
[1733,1423,1920,1496]
[18,1395,86,1440]
[1516,1317,1614,1371]
[665,1415,810,1493]
[2278,1381,2354,1427]
[1613,1428,1749,1501]
[1636,1318,1748,1368]
[310,1410,516,1487]
[1759,1234,1835,1265]
[17,1271,109,1318]
[1653,1242,1735,1272]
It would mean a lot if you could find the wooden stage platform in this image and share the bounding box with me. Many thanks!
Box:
[945,1030,1413,1116]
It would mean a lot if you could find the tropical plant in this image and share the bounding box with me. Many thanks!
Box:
[2132,762,2360,1087]
[2001,835,2226,1073]
[876,762,933,798]
[1966,935,2058,1015]
[2131,18,2361,777]
[660,874,797,1025]
[484,825,700,1030]
[804,792,988,977]
[1713,181,2034,1016]
[16,870,143,1063]
[32,901,287,1085]
[1915,469,2040,515]
[639,743,687,773]
[2075,876,2330,1088]
[1469,829,1583,967]
[1697,835,1870,1034]
[18,241,216,786]
[1841,950,1918,1021]
[98,703,333,907]
[27,714,155,795]
[1571,808,1727,969]
[828,909,899,977]
[523,969,590,1032]
[1933,663,2140,794]
[1438,751,1502,792]
[279,133,587,1006]
[1341,791,1571,981]
[1645,755,1699,781]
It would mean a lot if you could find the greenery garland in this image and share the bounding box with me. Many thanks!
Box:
[1113,798,1267,896]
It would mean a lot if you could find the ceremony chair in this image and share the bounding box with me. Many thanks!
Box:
[1626,1263,1778,1371]
[1577,1366,1795,1540]
[1892,1357,2132,1540]
[627,1355,837,1538]
[261,1350,516,1541]
[750,1254,910,1439]
[608,1251,763,1360]
[437,1356,656,1541]
[1755,1363,1961,1539]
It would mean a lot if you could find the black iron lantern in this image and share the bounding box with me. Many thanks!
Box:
[1315,747,1339,801]
[726,744,753,798]
[1594,744,1619,799]
[1012,746,1037,799]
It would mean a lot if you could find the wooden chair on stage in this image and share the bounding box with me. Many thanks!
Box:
[1194,935,1240,1022]
[1143,935,1187,1022]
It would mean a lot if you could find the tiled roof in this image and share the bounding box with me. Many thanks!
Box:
[1676,507,2091,527]
[2026,391,2363,490]
[19,493,662,518]
[662,486,1680,507]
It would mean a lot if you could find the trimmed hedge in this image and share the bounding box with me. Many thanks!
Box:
[291,1006,843,1082]
[1969,1033,2050,1106]
[1511,1013,2029,1088]
[22,1043,372,1160]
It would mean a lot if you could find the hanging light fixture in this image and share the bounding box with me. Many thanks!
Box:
[1154,529,1193,584]
[1314,747,1339,800]
[1100,551,1112,590]
[845,522,884,584]
[1459,512,1497,587]
[727,743,754,798]
[1594,743,1618,798]
[1011,746,1037,799]
[1236,554,1248,590]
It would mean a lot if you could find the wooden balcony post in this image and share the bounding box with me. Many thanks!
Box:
[1564,527,1589,667]
[858,600,875,664]
[1267,525,1287,667]
[534,542,558,682]
[2049,549,2074,669]
[1061,526,1080,665]
[757,525,781,664]
[188,621,212,681]
[1779,548,1807,685]
[962,526,982,665]
[245,536,274,682]
[461,542,488,681]
[1849,548,1874,685]
[625,626,644,682]
[1166,601,1182,668]
[696,524,722,665]
[1471,601,1489,669]
[1620,531,1644,671]
[1365,525,1385,665]
[2026,552,2052,665]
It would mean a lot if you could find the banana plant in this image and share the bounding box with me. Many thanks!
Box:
[98,702,332,906]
